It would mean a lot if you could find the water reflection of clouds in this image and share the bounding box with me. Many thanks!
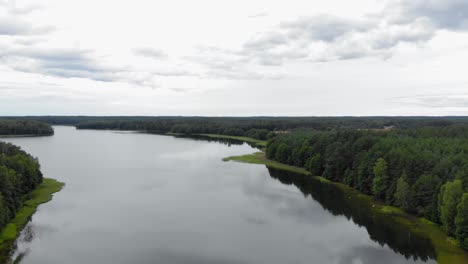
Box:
[241,214,269,226]
[240,169,437,264]
[242,174,333,225]
[337,245,435,264]
[134,181,167,192]
[27,223,58,238]
[137,248,250,264]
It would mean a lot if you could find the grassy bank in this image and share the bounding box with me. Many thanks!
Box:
[197,134,267,148]
[166,133,268,149]
[0,178,64,260]
[223,152,310,175]
[223,151,468,264]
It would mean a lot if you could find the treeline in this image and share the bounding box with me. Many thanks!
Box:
[76,118,281,140]
[266,126,468,249]
[0,120,53,136]
[74,116,468,140]
[0,141,43,229]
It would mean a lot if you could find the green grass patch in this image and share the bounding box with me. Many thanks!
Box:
[198,134,267,148]
[0,178,64,258]
[166,133,267,150]
[223,152,310,175]
[380,205,405,215]
[315,176,332,183]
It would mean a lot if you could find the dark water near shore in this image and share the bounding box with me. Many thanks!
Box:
[3,126,437,264]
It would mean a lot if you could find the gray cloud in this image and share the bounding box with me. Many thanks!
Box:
[184,46,284,80]
[239,15,378,64]
[133,47,168,59]
[244,31,288,50]
[0,17,53,35]
[241,16,435,64]
[0,2,51,35]
[370,23,434,50]
[389,0,468,30]
[281,15,373,42]
[2,47,117,81]
[2,0,467,89]
[1,45,202,87]
[191,0,468,68]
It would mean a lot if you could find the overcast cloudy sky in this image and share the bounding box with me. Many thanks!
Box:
[1,0,468,116]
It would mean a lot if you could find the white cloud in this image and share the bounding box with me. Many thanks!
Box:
[0,0,468,115]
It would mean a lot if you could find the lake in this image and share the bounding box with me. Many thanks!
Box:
[3,126,437,264]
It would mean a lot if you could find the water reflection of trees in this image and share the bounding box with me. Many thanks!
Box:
[172,134,259,148]
[267,167,436,262]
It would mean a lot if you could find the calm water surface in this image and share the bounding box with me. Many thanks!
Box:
[4,126,437,264]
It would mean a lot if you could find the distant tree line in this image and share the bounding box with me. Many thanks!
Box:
[0,141,44,229]
[0,120,53,136]
[266,126,468,249]
[72,116,468,140]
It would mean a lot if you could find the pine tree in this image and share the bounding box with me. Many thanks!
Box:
[455,193,468,250]
[440,180,463,236]
[372,158,388,200]
[395,172,411,211]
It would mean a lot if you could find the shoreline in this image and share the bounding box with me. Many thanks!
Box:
[0,178,64,263]
[223,151,468,264]
[0,134,53,138]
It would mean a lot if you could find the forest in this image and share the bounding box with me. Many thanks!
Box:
[265,125,468,249]
[0,120,54,136]
[72,116,468,140]
[3,116,468,139]
[0,141,44,230]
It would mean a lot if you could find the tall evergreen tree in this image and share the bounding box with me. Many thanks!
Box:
[372,158,388,200]
[395,172,411,211]
[440,180,463,236]
[455,193,468,250]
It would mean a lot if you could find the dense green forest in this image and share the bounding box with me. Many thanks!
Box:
[0,120,53,136]
[0,141,44,229]
[70,116,468,140]
[3,116,468,140]
[266,125,468,249]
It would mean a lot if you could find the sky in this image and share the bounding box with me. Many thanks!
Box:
[1,0,468,116]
